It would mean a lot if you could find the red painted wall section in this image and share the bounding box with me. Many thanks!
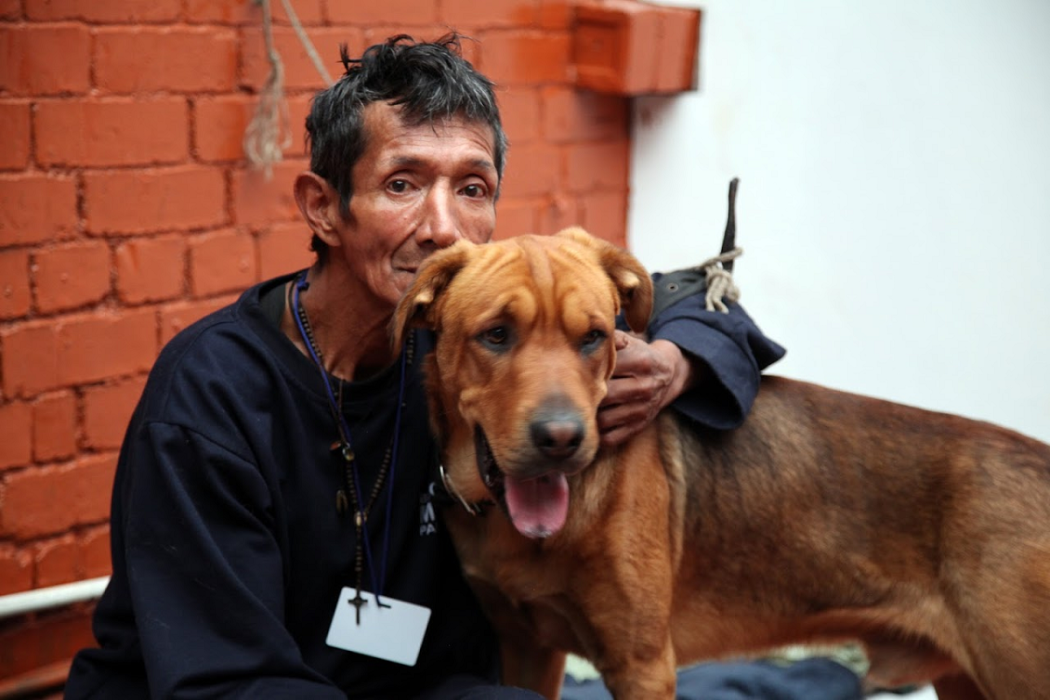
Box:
[0,0,662,684]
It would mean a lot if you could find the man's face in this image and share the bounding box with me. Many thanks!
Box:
[333,101,499,310]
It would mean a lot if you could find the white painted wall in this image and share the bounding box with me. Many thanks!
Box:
[629,0,1050,444]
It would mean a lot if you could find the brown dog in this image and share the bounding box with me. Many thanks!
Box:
[393,228,1050,700]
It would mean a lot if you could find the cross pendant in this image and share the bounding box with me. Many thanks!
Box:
[349,588,368,625]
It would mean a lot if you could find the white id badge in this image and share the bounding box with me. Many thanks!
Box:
[326,588,431,666]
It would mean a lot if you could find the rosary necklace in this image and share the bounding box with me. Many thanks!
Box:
[291,272,412,624]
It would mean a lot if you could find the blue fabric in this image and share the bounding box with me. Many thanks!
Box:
[562,659,863,700]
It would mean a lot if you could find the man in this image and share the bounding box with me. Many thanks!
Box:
[66,35,850,699]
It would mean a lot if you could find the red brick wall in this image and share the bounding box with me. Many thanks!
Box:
[0,0,632,683]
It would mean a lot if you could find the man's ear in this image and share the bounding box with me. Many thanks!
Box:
[390,242,474,350]
[294,171,343,248]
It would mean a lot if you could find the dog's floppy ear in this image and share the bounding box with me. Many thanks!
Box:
[391,241,473,350]
[555,227,654,333]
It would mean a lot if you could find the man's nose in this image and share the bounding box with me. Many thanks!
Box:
[417,185,461,248]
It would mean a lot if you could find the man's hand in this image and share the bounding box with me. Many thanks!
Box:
[598,331,698,447]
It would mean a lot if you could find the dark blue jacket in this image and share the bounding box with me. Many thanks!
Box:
[66,269,784,699]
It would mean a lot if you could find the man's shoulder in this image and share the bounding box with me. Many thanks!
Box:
[143,277,294,414]
[157,275,291,368]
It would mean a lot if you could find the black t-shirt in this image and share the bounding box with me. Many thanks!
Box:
[68,273,499,698]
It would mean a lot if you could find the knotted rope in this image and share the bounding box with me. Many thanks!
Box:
[244,0,333,177]
[698,247,743,313]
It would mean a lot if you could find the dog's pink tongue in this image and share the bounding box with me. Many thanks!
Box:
[504,473,569,539]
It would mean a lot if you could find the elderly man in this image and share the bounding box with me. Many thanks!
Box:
[66,34,858,699]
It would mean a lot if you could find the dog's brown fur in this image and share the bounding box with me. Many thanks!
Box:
[393,228,1050,700]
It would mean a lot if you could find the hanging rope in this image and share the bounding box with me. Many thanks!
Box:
[243,0,333,177]
[699,247,743,314]
[278,0,333,85]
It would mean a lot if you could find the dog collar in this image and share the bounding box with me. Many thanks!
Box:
[438,464,494,516]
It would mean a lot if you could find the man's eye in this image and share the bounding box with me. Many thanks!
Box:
[477,326,512,351]
[389,179,410,193]
[581,329,606,354]
[462,184,486,198]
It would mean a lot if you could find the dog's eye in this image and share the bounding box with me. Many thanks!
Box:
[477,326,512,351]
[581,329,607,354]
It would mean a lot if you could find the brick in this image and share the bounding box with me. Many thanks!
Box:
[0,248,30,319]
[80,524,112,578]
[0,173,78,247]
[194,94,253,162]
[241,26,365,92]
[499,143,561,199]
[115,235,187,304]
[0,0,20,20]
[574,0,700,95]
[496,87,540,145]
[26,0,180,22]
[194,93,310,162]
[33,240,112,314]
[159,296,233,347]
[536,193,581,236]
[257,222,313,279]
[541,86,628,143]
[184,0,323,25]
[328,0,437,24]
[492,198,538,240]
[580,190,626,247]
[0,23,90,96]
[440,0,535,28]
[0,607,97,679]
[82,376,145,450]
[189,229,257,297]
[0,100,31,169]
[565,140,629,192]
[1,322,60,398]
[0,455,117,539]
[34,533,79,588]
[231,159,304,225]
[0,401,32,469]
[539,0,572,29]
[94,27,238,94]
[353,30,482,69]
[477,30,571,86]
[70,454,121,525]
[57,309,158,386]
[84,165,226,234]
[285,94,312,156]
[35,97,189,167]
[0,545,32,596]
[32,391,77,462]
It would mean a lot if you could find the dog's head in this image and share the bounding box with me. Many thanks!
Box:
[393,228,653,538]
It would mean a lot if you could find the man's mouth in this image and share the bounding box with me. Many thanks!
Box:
[474,426,569,539]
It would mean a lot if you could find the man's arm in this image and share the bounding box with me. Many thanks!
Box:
[599,273,786,446]
[114,422,345,698]
[598,333,695,446]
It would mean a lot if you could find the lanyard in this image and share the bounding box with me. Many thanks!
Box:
[292,273,407,607]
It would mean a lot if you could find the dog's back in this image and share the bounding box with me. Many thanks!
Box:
[661,375,1050,694]
[396,230,1050,699]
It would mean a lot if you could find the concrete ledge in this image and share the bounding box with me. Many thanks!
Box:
[574,0,701,95]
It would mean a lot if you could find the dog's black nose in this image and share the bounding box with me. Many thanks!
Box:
[530,414,584,459]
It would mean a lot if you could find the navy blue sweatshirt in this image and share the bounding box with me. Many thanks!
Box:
[66,270,784,699]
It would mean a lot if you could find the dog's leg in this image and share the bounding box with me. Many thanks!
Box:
[932,673,988,700]
[599,641,676,700]
[499,641,566,700]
